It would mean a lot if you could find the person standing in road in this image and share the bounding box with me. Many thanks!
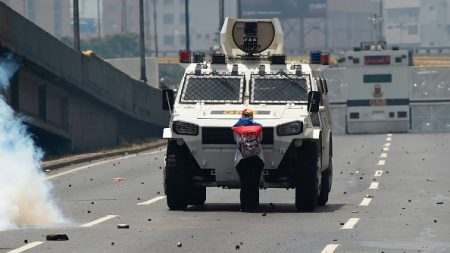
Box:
[232,108,265,212]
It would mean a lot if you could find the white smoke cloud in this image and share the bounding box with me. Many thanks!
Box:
[0,54,64,230]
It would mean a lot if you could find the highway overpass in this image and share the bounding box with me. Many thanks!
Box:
[0,2,169,153]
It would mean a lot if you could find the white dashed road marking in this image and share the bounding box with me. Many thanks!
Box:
[137,196,166,205]
[341,218,360,230]
[380,153,387,158]
[80,215,118,227]
[387,133,392,137]
[384,143,391,147]
[383,147,389,152]
[6,242,44,253]
[369,182,379,190]
[374,170,383,177]
[359,197,373,206]
[377,160,386,166]
[386,137,392,141]
[321,244,340,253]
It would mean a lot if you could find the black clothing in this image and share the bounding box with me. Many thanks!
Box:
[236,156,264,211]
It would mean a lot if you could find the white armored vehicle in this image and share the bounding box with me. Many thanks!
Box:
[162,18,333,211]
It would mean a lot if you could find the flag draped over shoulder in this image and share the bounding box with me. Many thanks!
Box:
[231,119,264,166]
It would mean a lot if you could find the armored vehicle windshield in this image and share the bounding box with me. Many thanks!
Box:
[180,74,245,104]
[250,74,310,104]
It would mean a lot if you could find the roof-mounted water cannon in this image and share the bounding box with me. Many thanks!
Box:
[220,18,284,58]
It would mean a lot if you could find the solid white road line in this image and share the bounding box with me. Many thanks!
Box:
[320,244,340,253]
[359,197,373,206]
[384,143,391,147]
[47,149,165,180]
[380,153,387,158]
[80,215,118,227]
[6,242,44,253]
[369,182,379,190]
[386,137,392,141]
[140,148,167,156]
[377,160,386,166]
[341,218,360,229]
[383,147,389,152]
[137,196,166,205]
[374,170,383,177]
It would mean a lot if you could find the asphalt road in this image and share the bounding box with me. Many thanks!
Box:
[1,133,450,253]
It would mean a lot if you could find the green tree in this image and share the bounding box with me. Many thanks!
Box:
[61,33,141,59]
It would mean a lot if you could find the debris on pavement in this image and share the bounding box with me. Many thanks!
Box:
[113,177,125,183]
[117,224,130,229]
[177,242,182,247]
[46,234,69,241]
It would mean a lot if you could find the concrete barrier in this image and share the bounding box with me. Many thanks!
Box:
[0,2,168,125]
[0,2,170,152]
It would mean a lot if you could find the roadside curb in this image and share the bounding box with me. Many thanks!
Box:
[41,140,167,171]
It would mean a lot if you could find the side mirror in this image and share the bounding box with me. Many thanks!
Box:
[307,91,321,113]
[162,89,175,111]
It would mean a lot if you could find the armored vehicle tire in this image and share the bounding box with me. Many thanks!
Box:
[295,141,319,212]
[189,186,206,205]
[164,140,191,210]
[318,160,332,206]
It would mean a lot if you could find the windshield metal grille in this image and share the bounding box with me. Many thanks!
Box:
[250,74,310,104]
[180,75,244,104]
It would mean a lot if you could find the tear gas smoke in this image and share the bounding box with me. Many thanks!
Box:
[0,54,63,230]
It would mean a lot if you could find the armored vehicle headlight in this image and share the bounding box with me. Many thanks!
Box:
[277,121,303,136]
[173,121,199,136]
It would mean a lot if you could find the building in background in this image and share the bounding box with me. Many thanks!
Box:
[1,0,71,38]
[110,0,236,56]
[326,0,380,50]
[76,0,102,39]
[241,0,380,53]
[384,0,421,46]
[384,0,450,48]
[102,0,139,35]
[3,0,450,56]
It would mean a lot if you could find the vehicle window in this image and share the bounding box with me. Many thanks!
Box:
[180,75,244,104]
[363,74,392,83]
[250,74,310,104]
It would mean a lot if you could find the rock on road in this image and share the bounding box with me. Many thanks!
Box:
[1,133,450,253]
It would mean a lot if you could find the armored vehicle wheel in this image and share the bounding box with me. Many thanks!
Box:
[318,159,332,206]
[295,141,319,212]
[164,140,191,210]
[189,186,206,205]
